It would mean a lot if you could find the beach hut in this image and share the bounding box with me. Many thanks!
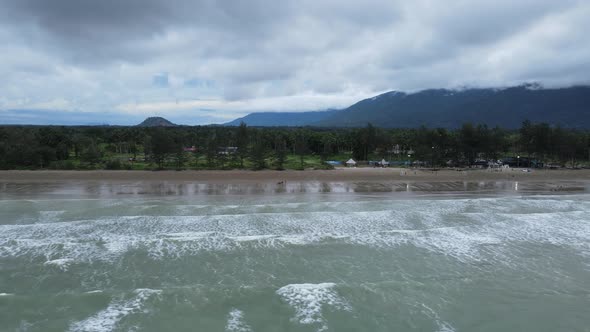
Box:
[345,158,357,167]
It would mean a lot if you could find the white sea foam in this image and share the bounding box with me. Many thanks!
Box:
[229,235,277,242]
[44,258,73,271]
[225,309,252,332]
[437,324,457,332]
[69,288,161,332]
[0,293,14,296]
[422,304,456,332]
[277,283,350,331]
[1,196,589,265]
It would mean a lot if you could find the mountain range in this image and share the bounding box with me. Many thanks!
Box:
[224,109,339,127]
[223,84,590,128]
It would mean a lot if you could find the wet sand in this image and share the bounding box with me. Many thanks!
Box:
[0,168,589,183]
[1,168,589,198]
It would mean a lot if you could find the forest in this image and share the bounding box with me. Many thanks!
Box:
[0,121,588,171]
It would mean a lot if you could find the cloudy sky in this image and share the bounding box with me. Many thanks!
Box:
[1,0,589,125]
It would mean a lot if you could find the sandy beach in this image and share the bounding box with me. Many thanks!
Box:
[0,168,589,183]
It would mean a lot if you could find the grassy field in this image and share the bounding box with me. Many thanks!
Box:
[16,149,588,171]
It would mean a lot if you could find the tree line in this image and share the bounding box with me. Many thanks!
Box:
[0,121,588,170]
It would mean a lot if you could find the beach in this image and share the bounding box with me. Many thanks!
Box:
[1,167,589,183]
[1,167,588,199]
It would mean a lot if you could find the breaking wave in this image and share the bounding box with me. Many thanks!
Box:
[68,288,161,332]
[277,283,350,331]
[1,196,589,266]
[225,309,252,332]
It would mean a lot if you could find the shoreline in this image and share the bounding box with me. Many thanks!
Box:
[1,168,589,183]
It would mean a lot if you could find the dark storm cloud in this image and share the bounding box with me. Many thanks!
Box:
[377,0,583,72]
[0,0,401,64]
[428,1,575,45]
[0,0,589,124]
[0,0,294,65]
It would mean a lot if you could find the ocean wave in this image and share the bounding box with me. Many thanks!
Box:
[421,304,456,332]
[44,258,73,271]
[1,197,588,265]
[225,309,252,332]
[68,288,161,332]
[277,283,350,331]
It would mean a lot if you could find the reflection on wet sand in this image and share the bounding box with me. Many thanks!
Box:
[1,180,589,199]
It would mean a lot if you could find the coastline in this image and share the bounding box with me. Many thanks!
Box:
[1,168,589,183]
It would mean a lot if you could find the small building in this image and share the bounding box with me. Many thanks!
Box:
[501,157,543,168]
[369,159,390,167]
[487,161,502,169]
[218,146,238,155]
[345,158,357,167]
[183,146,197,152]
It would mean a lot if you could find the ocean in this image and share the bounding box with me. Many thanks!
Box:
[1,181,589,331]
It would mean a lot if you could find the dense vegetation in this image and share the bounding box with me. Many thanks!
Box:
[0,121,588,170]
[318,85,590,128]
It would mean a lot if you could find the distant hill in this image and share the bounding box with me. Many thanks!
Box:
[222,84,590,128]
[137,117,177,127]
[224,109,339,126]
[316,84,590,128]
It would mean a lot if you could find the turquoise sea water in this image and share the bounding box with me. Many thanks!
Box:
[1,181,589,331]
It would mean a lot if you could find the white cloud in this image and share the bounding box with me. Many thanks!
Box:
[116,91,378,119]
[0,0,588,124]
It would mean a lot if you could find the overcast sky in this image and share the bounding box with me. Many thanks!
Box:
[1,0,589,125]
